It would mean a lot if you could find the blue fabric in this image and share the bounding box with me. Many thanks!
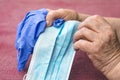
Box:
[25,21,80,80]
[15,8,64,71]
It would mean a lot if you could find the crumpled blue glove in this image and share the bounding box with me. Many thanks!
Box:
[15,8,64,71]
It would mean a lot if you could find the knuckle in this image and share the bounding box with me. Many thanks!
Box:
[86,15,102,21]
[80,21,87,27]
[89,15,101,20]
[58,8,64,11]
[93,15,101,18]
[85,17,92,21]
[93,15,102,19]
[81,27,86,32]
[78,27,86,35]
[85,16,95,22]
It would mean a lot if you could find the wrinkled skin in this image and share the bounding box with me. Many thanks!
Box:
[46,9,120,80]
[73,15,120,75]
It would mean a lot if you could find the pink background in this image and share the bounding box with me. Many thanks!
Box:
[0,0,120,80]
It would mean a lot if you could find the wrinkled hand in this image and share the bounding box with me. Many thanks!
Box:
[46,9,80,26]
[74,15,120,79]
[46,8,120,79]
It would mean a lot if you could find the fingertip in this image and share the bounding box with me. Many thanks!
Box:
[73,42,79,50]
[74,47,79,51]
[46,13,53,26]
[46,20,50,27]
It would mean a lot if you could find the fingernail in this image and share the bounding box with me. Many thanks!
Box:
[46,21,50,27]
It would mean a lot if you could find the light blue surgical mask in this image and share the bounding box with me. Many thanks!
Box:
[25,20,80,80]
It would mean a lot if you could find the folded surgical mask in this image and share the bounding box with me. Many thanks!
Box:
[25,20,80,80]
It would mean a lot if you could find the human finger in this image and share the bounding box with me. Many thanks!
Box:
[74,39,92,52]
[74,27,97,42]
[78,15,104,32]
[46,9,66,27]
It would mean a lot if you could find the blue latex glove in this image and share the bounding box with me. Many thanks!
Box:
[15,8,64,71]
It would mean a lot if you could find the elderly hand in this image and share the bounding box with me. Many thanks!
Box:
[46,8,120,80]
[74,15,120,80]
